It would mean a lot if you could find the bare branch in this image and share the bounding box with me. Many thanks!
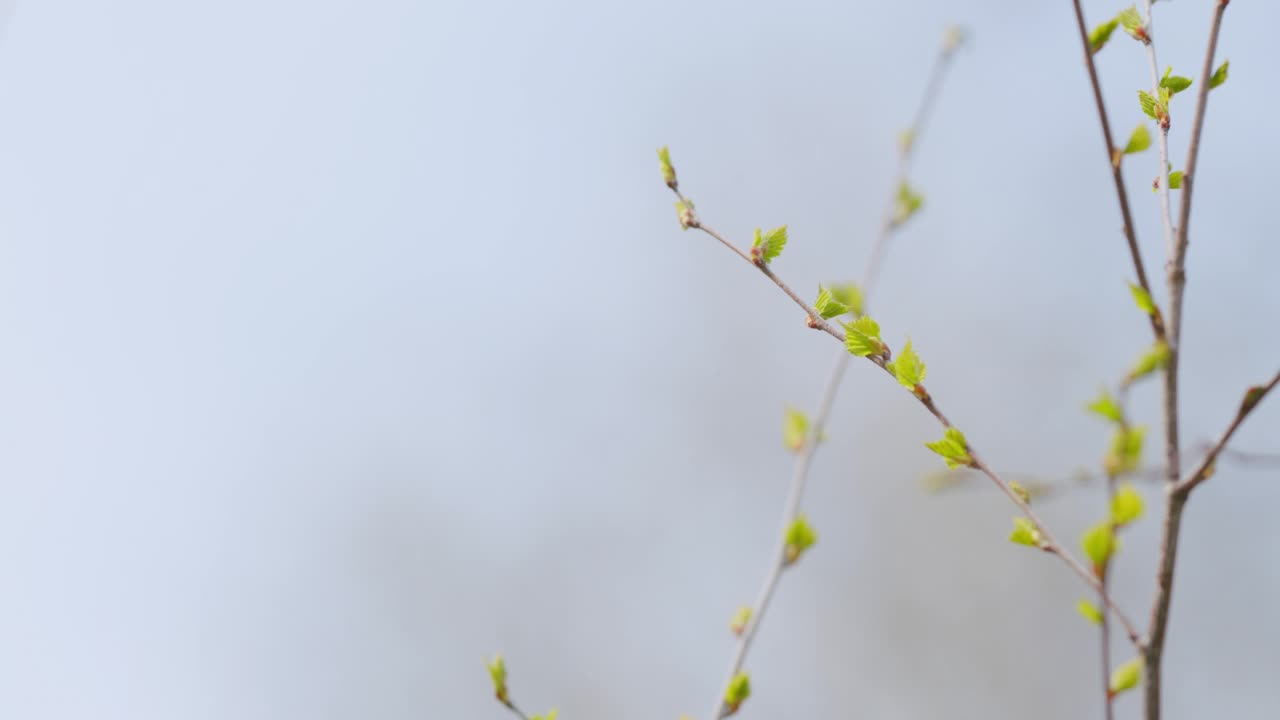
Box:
[1177,370,1280,497]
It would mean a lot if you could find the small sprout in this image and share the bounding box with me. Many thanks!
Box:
[751,225,788,264]
[1123,124,1151,156]
[1128,282,1158,317]
[925,427,973,469]
[1138,89,1169,129]
[1111,484,1145,526]
[486,654,509,704]
[675,199,696,229]
[1109,657,1143,697]
[784,515,818,565]
[814,285,850,319]
[729,606,753,636]
[1105,425,1147,476]
[658,146,678,190]
[1153,170,1185,191]
[1076,599,1105,625]
[1118,6,1147,43]
[888,338,927,395]
[1240,384,1270,415]
[891,181,925,228]
[1089,18,1120,54]
[843,315,885,358]
[783,407,810,452]
[1209,59,1229,89]
[829,283,865,317]
[724,672,752,715]
[1087,387,1125,425]
[1125,341,1171,385]
[1082,521,1118,574]
[1009,480,1032,506]
[1160,66,1193,96]
[1008,517,1044,548]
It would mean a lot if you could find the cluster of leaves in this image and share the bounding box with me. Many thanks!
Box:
[784,515,818,565]
[751,226,788,264]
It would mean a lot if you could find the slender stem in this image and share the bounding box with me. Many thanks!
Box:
[1176,369,1280,497]
[1145,5,1230,719]
[1141,1,1177,263]
[1100,472,1118,720]
[1068,0,1164,341]
[500,700,532,720]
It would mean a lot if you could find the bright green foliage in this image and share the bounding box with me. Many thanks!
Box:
[1138,89,1170,127]
[729,606,752,636]
[1117,6,1145,41]
[752,226,788,263]
[1082,521,1118,571]
[486,654,509,703]
[658,146,677,188]
[1106,425,1146,476]
[530,711,558,720]
[1168,170,1184,189]
[814,285,850,319]
[1077,599,1105,625]
[892,182,925,227]
[829,284,865,317]
[784,515,818,564]
[843,316,884,357]
[926,427,973,469]
[1009,517,1042,547]
[1087,387,1125,424]
[1009,480,1031,505]
[1123,124,1151,155]
[888,339,926,390]
[1089,18,1120,54]
[1160,66,1193,95]
[1111,484,1145,526]
[724,672,752,713]
[1209,59,1229,89]
[1128,282,1156,316]
[1110,657,1142,696]
[1128,341,1171,383]
[783,407,810,452]
[1138,91,1157,119]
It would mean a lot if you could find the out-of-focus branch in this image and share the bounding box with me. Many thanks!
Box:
[1176,370,1280,497]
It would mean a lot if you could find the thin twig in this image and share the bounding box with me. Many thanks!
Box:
[500,700,531,720]
[1145,5,1230,719]
[1100,470,1118,720]
[1176,370,1280,497]
[1068,0,1164,341]
[1140,0,1178,265]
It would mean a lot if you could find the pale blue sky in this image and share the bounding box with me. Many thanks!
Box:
[1,1,1277,718]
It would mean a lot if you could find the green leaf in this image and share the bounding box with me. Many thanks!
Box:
[1009,480,1031,505]
[1209,59,1229,89]
[1117,6,1145,41]
[892,182,925,227]
[784,515,818,564]
[729,606,752,636]
[1106,425,1147,476]
[1081,521,1118,571]
[1138,90,1159,120]
[530,711,559,720]
[843,316,884,357]
[1009,517,1042,547]
[1128,282,1156,316]
[783,407,810,452]
[888,339,927,390]
[1127,341,1171,383]
[1089,18,1120,54]
[925,427,973,469]
[1086,387,1125,424]
[1168,170,1184,189]
[674,199,695,229]
[1160,72,1193,96]
[814,285,850,319]
[485,654,509,702]
[1110,657,1142,696]
[1077,599,1105,625]
[752,225,788,263]
[1123,124,1151,155]
[1111,484,1145,526]
[657,146,677,188]
[829,283,865,317]
[724,671,752,711]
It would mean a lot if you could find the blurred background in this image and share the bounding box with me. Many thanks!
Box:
[2,1,1278,718]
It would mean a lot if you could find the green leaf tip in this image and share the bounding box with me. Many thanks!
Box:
[1128,282,1157,316]
[1209,59,1229,90]
[1081,521,1118,573]
[926,427,973,469]
[1123,124,1151,155]
[843,315,885,358]
[751,225,788,264]
[783,407,810,452]
[1087,387,1125,425]
[1089,18,1120,54]
[1008,517,1043,547]
[658,146,677,189]
[888,338,927,393]
[784,515,818,565]
[1126,341,1171,385]
[485,654,509,703]
[891,181,925,228]
[1159,66,1193,96]
[675,198,696,229]
[729,606,753,636]
[724,671,752,714]
[1110,657,1142,696]
[814,285,850,320]
[1111,484,1145,526]
[1076,599,1105,625]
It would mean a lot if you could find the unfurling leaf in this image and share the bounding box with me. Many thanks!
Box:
[926,427,973,469]
[675,198,695,229]
[1009,480,1031,505]
[1128,282,1156,316]
[1126,341,1171,384]
[486,654,509,703]
[1082,521,1118,572]
[1009,517,1043,547]
[724,672,752,714]
[843,315,884,357]
[1209,59,1229,89]
[829,283,865,317]
[1077,599,1105,625]
[1123,125,1151,155]
[1111,484,1145,526]
[1117,6,1146,42]
[1089,18,1120,54]
[1087,387,1125,424]
[658,146,677,189]
[814,285,850,319]
[729,606,752,636]
[1110,657,1142,696]
[1160,68,1193,96]
[783,407,810,452]
[891,182,925,227]
[888,339,927,391]
[1105,425,1147,476]
[784,515,818,565]
[751,225,788,263]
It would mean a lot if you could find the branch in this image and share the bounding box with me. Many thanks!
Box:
[1176,370,1280,497]
[1140,0,1178,267]
[1068,0,1164,341]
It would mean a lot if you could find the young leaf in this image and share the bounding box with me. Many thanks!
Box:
[1105,425,1147,476]
[675,199,695,229]
[1127,341,1171,384]
[1111,484,1145,526]
[888,339,926,390]
[531,711,559,720]
[1087,387,1125,424]
[724,672,752,714]
[784,515,818,564]
[1168,170,1184,189]
[1110,657,1142,696]
[1089,18,1120,54]
[829,283,865,317]
[657,146,677,189]
[783,407,810,452]
[1077,599,1105,625]
[1128,282,1156,316]
[1160,73,1193,95]
[751,225,788,263]
[925,427,973,469]
[1117,6,1146,42]
[1082,521,1118,571]
[1137,90,1158,120]
[1009,480,1032,505]
[892,182,925,227]
[729,606,752,636]
[1209,59,1229,89]
[814,285,850,319]
[843,315,884,357]
[1123,124,1151,155]
[486,654,509,703]
[1009,517,1042,547]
